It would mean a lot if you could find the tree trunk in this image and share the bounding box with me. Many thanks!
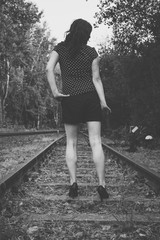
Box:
[37,112,40,129]
[0,59,10,126]
[0,98,3,128]
[3,59,10,106]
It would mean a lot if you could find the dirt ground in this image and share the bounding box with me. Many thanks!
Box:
[102,136,160,174]
[0,132,160,239]
[0,133,61,180]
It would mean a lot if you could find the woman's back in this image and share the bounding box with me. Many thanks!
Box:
[54,42,98,95]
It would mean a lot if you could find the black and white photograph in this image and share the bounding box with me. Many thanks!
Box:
[0,0,160,239]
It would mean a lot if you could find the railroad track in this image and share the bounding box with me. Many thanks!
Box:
[0,129,64,137]
[0,133,160,239]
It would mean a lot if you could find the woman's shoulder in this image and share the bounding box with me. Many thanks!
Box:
[83,45,98,54]
[84,45,96,51]
[54,41,66,49]
[82,45,98,59]
[53,41,68,55]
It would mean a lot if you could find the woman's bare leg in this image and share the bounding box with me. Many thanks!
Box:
[64,124,78,185]
[87,121,105,187]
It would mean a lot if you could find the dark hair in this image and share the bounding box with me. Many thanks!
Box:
[64,19,92,58]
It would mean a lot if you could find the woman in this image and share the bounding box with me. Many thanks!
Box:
[46,19,111,200]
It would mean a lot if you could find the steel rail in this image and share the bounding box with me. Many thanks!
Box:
[1,131,160,197]
[1,131,160,238]
[0,134,66,197]
[0,129,65,137]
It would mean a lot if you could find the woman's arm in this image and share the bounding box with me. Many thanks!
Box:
[46,51,69,99]
[92,57,111,112]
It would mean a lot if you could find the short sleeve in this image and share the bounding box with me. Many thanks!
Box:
[90,47,98,61]
[53,43,62,55]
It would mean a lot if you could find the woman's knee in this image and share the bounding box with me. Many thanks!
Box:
[66,139,77,149]
[89,136,101,149]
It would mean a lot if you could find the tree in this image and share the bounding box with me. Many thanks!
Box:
[126,44,160,135]
[95,0,160,54]
[6,22,57,128]
[94,0,160,136]
[21,23,56,128]
[0,0,42,126]
[100,51,130,128]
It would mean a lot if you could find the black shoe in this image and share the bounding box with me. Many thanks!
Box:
[97,185,109,201]
[69,182,78,198]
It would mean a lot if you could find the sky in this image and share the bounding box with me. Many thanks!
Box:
[30,0,112,48]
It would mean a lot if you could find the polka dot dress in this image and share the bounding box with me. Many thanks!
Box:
[54,42,98,96]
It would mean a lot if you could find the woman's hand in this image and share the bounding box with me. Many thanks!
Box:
[53,91,70,101]
[101,102,111,113]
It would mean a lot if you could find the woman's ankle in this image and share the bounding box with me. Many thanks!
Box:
[70,179,77,185]
[98,181,105,188]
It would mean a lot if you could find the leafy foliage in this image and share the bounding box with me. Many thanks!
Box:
[95,0,160,54]
[0,0,58,129]
[99,46,160,135]
[100,52,130,129]
[94,0,160,136]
